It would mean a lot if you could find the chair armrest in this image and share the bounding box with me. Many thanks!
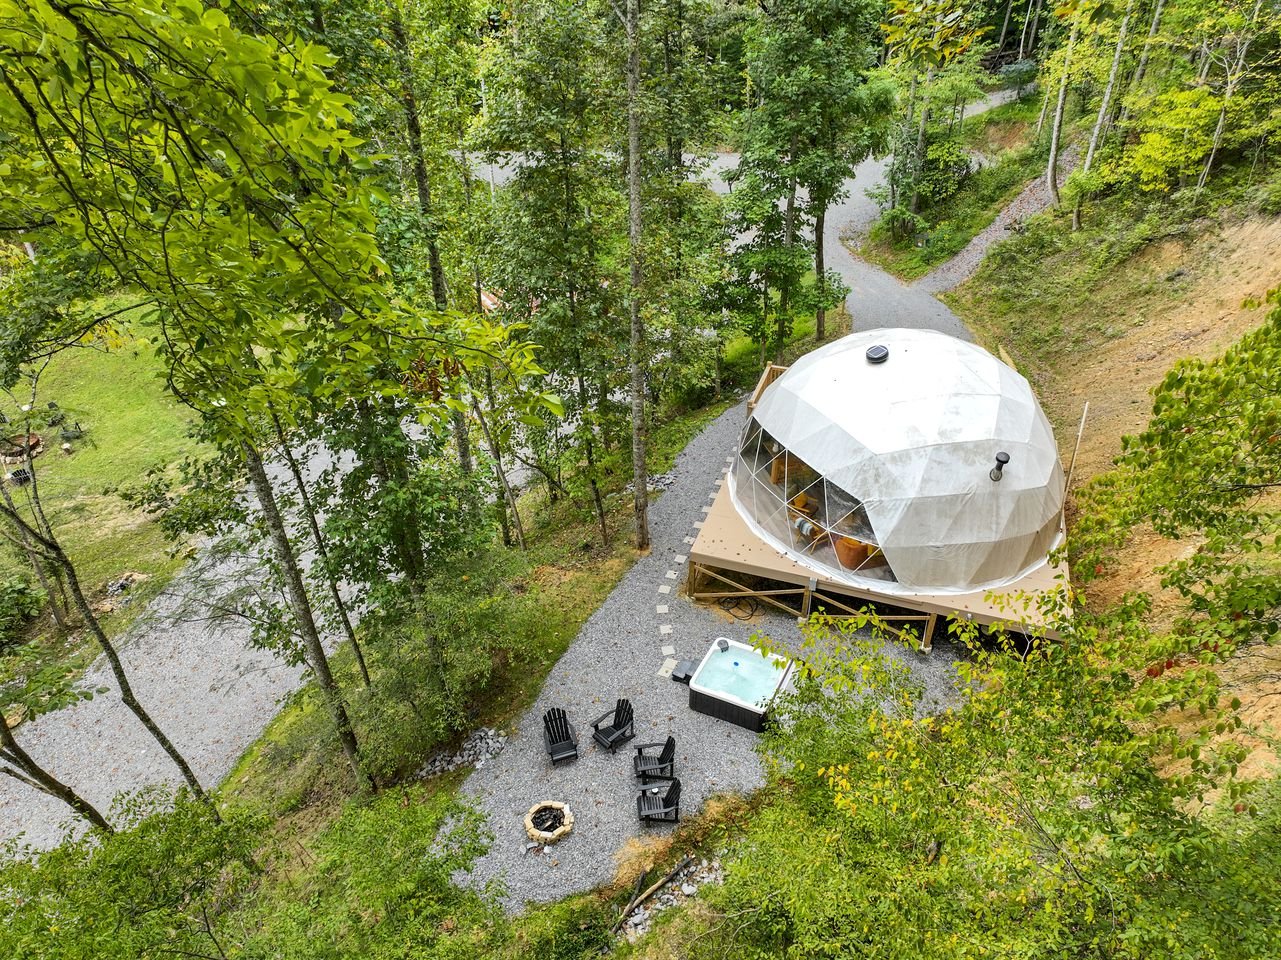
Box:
[588,709,614,729]
[639,772,677,782]
[633,741,667,751]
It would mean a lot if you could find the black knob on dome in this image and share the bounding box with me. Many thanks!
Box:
[990,451,1011,482]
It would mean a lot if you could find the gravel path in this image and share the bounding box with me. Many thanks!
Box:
[458,400,962,911]
[699,88,1019,344]
[0,454,342,851]
[914,147,1081,294]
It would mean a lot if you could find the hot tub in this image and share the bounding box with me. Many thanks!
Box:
[689,637,792,731]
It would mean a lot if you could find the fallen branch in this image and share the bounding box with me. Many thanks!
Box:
[611,855,694,934]
[610,868,650,935]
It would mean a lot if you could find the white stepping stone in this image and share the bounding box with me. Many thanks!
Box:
[658,585,671,594]
[661,645,676,656]
[658,658,678,678]
[674,555,687,565]
[664,570,678,580]
[683,536,695,545]
[693,521,704,528]
[659,625,673,636]
[657,604,669,614]
[701,505,712,514]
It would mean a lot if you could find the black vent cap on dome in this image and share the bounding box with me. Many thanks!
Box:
[989,451,1011,482]
[866,344,889,364]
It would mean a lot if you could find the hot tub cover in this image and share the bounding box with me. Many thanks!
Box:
[730,328,1064,594]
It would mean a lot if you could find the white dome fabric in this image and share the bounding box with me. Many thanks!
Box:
[729,328,1064,594]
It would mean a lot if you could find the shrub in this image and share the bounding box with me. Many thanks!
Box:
[918,138,973,206]
[0,576,44,647]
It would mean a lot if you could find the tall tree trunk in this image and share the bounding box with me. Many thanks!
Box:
[625,0,650,552]
[778,130,800,341]
[241,443,372,792]
[1196,39,1215,84]
[1046,21,1079,207]
[1018,0,1038,60]
[891,75,918,215]
[814,205,827,341]
[22,537,68,632]
[1117,0,1166,128]
[388,2,447,311]
[1197,0,1263,193]
[909,70,934,214]
[1083,0,1135,174]
[388,2,472,475]
[574,365,610,548]
[1028,0,1043,54]
[270,415,371,688]
[1,713,114,833]
[1035,80,1052,137]
[471,386,526,549]
[997,0,1016,55]
[451,409,473,476]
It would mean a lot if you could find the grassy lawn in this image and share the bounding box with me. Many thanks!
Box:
[721,300,852,391]
[857,94,1048,281]
[0,312,196,663]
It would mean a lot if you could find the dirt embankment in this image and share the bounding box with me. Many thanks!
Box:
[1057,217,1281,488]
[1015,215,1281,778]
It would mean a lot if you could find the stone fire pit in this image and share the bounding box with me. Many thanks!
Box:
[1,433,42,465]
[524,801,573,844]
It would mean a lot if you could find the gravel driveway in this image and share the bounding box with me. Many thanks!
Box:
[0,454,341,851]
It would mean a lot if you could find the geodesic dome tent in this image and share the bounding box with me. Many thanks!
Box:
[730,328,1065,595]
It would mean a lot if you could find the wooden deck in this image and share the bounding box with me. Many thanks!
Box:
[688,484,1068,649]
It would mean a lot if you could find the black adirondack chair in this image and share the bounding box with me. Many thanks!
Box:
[590,699,636,752]
[542,708,578,766]
[636,778,681,824]
[633,736,676,782]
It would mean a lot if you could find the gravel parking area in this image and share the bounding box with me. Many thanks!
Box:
[459,399,963,912]
[0,454,340,852]
[0,550,304,850]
